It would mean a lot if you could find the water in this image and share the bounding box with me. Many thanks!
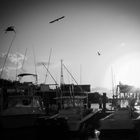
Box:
[91,103,112,110]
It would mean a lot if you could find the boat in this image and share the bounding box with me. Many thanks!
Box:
[0,73,63,140]
[54,84,95,131]
[0,73,46,128]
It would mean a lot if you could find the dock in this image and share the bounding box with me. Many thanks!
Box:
[99,108,140,140]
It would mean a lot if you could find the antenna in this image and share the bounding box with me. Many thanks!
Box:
[44,48,52,84]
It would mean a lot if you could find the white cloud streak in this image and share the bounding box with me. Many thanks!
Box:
[0,52,27,79]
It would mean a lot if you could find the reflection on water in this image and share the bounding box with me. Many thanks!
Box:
[91,103,112,110]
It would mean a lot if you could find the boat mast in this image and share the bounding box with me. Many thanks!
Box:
[111,66,114,96]
[63,63,78,85]
[33,47,38,84]
[60,59,64,86]
[111,66,116,98]
[80,64,82,84]
[44,48,52,84]
[15,53,18,81]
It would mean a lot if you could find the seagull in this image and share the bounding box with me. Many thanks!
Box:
[5,26,16,33]
[49,16,65,23]
[97,51,101,56]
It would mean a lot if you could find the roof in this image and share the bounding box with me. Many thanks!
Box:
[17,73,37,77]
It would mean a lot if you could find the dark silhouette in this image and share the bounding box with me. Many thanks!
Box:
[99,97,102,109]
[49,16,65,23]
[5,26,16,33]
[97,51,101,56]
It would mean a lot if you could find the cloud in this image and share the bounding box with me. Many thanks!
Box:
[0,52,27,70]
[0,67,10,79]
[0,52,27,79]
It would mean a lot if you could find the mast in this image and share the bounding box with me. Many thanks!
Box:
[33,47,38,84]
[42,63,58,85]
[44,48,52,84]
[80,64,82,84]
[63,63,78,85]
[111,66,116,97]
[15,53,18,81]
[60,59,64,86]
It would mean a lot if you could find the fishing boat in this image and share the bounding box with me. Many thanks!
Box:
[0,73,46,128]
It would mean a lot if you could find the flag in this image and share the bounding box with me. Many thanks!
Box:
[5,26,16,33]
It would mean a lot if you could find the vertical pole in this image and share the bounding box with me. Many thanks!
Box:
[60,60,64,86]
[33,47,38,85]
[111,66,114,98]
[44,48,52,84]
[80,64,82,84]
[60,60,64,109]
[15,53,18,81]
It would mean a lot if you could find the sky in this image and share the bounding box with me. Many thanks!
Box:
[1,0,140,96]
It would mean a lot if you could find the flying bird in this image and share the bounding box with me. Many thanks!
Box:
[97,51,101,56]
[5,26,16,33]
[49,16,65,23]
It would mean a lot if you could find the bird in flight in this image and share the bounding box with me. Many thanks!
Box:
[49,16,65,23]
[5,26,16,33]
[97,51,101,56]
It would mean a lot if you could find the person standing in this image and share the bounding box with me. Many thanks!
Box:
[99,97,102,109]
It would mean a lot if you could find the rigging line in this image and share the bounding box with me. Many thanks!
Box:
[63,63,84,92]
[63,63,78,85]
[42,63,58,85]
[44,48,52,83]
[0,32,16,79]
